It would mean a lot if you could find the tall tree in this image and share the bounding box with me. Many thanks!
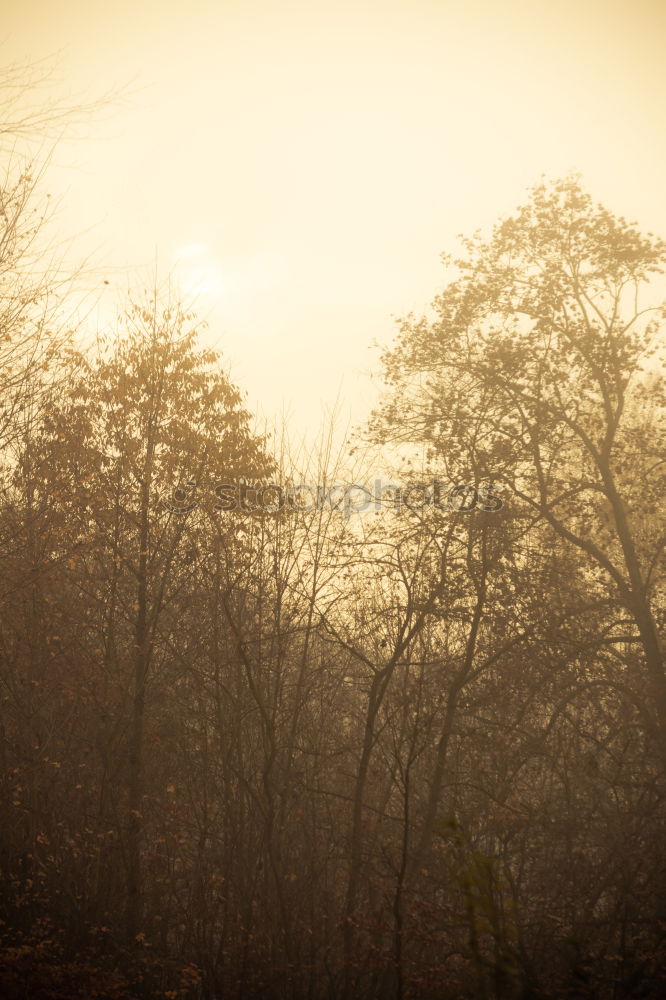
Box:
[373,176,666,763]
[33,294,273,943]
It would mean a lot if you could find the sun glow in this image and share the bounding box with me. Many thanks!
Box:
[172,243,225,300]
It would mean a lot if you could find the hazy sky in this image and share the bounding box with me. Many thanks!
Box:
[4,0,666,436]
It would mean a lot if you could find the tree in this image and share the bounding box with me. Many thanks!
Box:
[0,57,109,455]
[25,293,273,944]
[374,175,666,766]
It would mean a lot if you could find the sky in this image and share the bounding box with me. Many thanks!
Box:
[3,0,666,439]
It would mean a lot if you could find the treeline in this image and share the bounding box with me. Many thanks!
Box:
[0,86,665,999]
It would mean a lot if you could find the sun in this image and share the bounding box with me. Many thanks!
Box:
[172,243,225,300]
